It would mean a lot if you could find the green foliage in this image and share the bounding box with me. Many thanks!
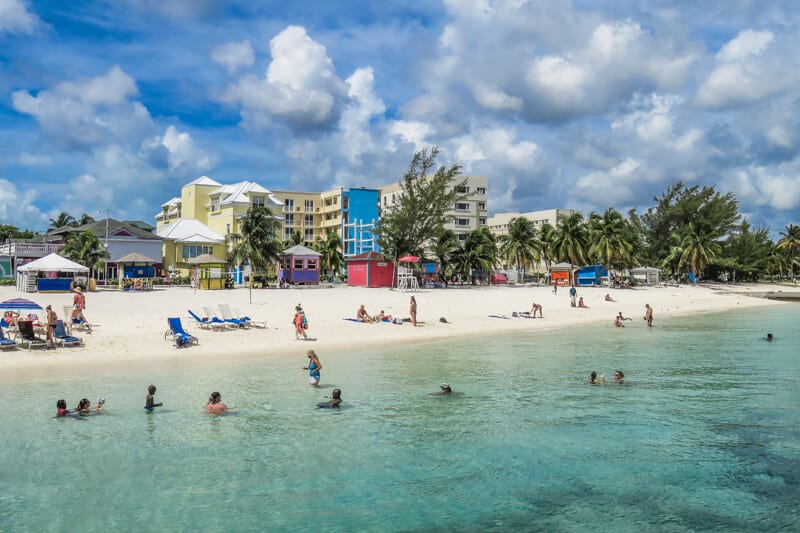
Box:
[499,217,540,272]
[432,229,460,280]
[587,208,635,272]
[314,230,344,275]
[49,212,77,230]
[776,224,800,279]
[61,230,109,269]
[376,146,469,259]
[451,227,497,283]
[0,224,38,242]
[715,221,774,281]
[228,206,283,281]
[552,212,588,265]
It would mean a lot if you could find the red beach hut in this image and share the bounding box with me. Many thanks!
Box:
[346,252,395,288]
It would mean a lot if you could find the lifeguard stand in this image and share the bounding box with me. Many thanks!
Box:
[396,265,419,292]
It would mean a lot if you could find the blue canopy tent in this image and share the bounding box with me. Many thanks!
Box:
[576,265,607,286]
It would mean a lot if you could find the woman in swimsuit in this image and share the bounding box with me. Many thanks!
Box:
[76,398,91,414]
[205,391,228,414]
[410,296,417,326]
[305,350,322,386]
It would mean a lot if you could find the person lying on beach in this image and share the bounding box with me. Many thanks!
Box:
[205,392,228,414]
[613,371,625,383]
[3,311,19,327]
[317,388,342,408]
[578,297,589,308]
[588,371,605,384]
[145,385,162,412]
[374,310,393,322]
[529,303,543,318]
[604,293,617,302]
[356,305,373,323]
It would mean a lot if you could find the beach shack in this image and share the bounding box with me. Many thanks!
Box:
[16,253,90,293]
[549,262,578,287]
[346,252,394,288]
[576,265,607,287]
[187,254,227,290]
[631,266,661,285]
[114,252,158,291]
[279,245,322,285]
[420,260,441,287]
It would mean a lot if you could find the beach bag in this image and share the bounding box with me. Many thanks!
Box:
[302,314,308,329]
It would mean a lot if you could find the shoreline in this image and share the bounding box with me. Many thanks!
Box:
[0,283,789,382]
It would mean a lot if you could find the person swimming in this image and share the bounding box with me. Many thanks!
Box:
[613,370,625,383]
[56,399,70,417]
[76,398,91,415]
[764,333,774,341]
[145,384,162,412]
[317,388,342,408]
[428,383,464,396]
[205,391,228,414]
[588,371,605,384]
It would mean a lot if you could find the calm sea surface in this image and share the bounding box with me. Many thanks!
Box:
[1,305,798,532]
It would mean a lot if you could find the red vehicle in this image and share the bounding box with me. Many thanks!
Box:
[491,272,508,284]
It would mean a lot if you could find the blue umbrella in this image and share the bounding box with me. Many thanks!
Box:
[0,298,44,312]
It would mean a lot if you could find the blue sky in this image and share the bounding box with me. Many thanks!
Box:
[1,0,799,234]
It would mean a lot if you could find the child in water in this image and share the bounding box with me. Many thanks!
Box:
[145,385,162,412]
[317,388,342,408]
[76,398,91,414]
[56,399,70,417]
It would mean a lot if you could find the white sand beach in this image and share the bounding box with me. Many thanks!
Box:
[0,283,789,379]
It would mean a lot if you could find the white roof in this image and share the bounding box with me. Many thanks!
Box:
[160,197,181,208]
[210,181,283,207]
[156,218,225,244]
[186,176,222,187]
[18,253,90,273]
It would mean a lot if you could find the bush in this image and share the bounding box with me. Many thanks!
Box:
[0,279,15,286]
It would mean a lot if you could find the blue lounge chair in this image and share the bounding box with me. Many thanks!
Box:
[0,326,18,350]
[188,310,226,332]
[217,304,247,328]
[202,306,239,329]
[165,317,198,347]
[54,320,84,347]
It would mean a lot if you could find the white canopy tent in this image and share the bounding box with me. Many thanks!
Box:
[17,253,89,293]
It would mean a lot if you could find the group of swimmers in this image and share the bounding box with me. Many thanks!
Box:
[55,397,105,416]
[588,370,625,384]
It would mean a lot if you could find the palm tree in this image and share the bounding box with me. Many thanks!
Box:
[499,217,540,282]
[777,224,800,281]
[451,227,497,284]
[228,206,282,302]
[49,212,76,230]
[78,213,96,226]
[61,230,109,275]
[283,230,303,248]
[537,222,556,274]
[432,229,460,282]
[679,223,721,277]
[588,208,634,277]
[552,212,588,266]
[314,230,344,278]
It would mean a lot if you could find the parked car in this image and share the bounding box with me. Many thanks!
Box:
[491,272,508,284]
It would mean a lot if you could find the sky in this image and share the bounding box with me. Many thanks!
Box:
[1,0,799,235]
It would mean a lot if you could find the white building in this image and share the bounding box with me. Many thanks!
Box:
[487,208,575,238]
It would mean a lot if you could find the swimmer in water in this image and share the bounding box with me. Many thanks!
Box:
[613,370,625,383]
[205,391,228,414]
[145,384,162,412]
[317,388,342,408]
[304,349,322,386]
[429,383,464,396]
[76,398,91,415]
[588,371,605,384]
[56,399,70,417]
[764,333,774,341]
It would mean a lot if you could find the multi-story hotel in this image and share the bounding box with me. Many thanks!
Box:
[486,208,575,237]
[379,175,489,241]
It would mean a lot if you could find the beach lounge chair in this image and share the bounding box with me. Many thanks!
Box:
[217,304,247,328]
[0,326,18,350]
[202,306,239,329]
[165,317,198,347]
[188,310,226,332]
[63,305,91,333]
[16,320,47,350]
[54,320,84,347]
[232,307,266,328]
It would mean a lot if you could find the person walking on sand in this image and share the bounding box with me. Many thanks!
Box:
[45,304,58,349]
[410,296,417,326]
[569,285,577,307]
[293,305,308,340]
[644,304,653,327]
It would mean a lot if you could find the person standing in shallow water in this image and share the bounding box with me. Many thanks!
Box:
[410,296,417,326]
[644,304,653,327]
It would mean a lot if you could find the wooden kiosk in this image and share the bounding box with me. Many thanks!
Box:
[114,252,157,291]
[187,254,228,290]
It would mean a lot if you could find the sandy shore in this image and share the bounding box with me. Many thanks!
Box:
[0,282,790,380]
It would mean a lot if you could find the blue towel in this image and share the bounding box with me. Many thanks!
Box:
[342,318,361,322]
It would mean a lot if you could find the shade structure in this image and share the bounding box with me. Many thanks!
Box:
[398,255,419,263]
[0,298,44,311]
[16,253,89,273]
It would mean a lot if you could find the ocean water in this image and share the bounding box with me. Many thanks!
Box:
[1,306,798,532]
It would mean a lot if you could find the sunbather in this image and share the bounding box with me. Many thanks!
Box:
[356,304,373,323]
[375,310,393,322]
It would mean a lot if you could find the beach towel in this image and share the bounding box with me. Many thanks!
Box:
[488,315,510,320]
[343,318,362,322]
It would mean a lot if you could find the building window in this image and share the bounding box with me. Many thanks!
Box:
[285,199,294,212]
[210,198,220,212]
[294,258,304,269]
[478,202,486,210]
[479,217,487,226]
[252,195,265,208]
[285,214,295,226]
[182,245,213,259]
[477,187,486,195]
[284,227,294,239]
[307,259,317,270]
[226,223,231,234]
[455,218,470,227]
[304,228,314,242]
[457,233,467,241]
[305,199,314,212]
[456,186,469,194]
[455,202,470,211]
[304,214,314,226]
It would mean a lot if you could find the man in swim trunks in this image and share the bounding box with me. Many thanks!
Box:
[317,388,342,408]
[410,296,417,326]
[356,305,373,323]
[644,304,653,327]
[529,302,543,318]
[145,384,162,412]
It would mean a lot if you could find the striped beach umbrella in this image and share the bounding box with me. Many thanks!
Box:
[0,298,44,312]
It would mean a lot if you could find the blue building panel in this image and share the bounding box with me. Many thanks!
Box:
[343,188,381,256]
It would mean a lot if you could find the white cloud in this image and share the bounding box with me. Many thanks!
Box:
[146,126,215,173]
[0,0,40,34]
[211,40,255,74]
[727,166,800,211]
[0,177,47,227]
[574,158,642,205]
[717,29,773,62]
[223,26,348,130]
[18,152,52,166]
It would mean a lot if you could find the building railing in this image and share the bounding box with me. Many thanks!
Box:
[0,241,63,256]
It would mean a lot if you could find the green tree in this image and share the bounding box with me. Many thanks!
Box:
[776,224,800,281]
[49,212,77,230]
[717,221,773,281]
[283,230,303,248]
[451,227,497,284]
[376,147,469,259]
[588,208,634,275]
[552,212,588,265]
[228,206,282,301]
[0,224,37,242]
[432,229,460,282]
[61,230,109,271]
[78,213,96,225]
[537,222,556,273]
[679,223,721,277]
[499,217,540,279]
[314,230,344,278]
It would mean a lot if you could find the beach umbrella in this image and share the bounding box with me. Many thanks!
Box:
[398,255,419,263]
[0,298,44,312]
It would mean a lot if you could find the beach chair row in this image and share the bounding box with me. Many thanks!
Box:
[188,305,266,331]
[0,319,84,351]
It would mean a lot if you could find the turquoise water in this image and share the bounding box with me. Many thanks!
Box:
[2,306,799,532]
